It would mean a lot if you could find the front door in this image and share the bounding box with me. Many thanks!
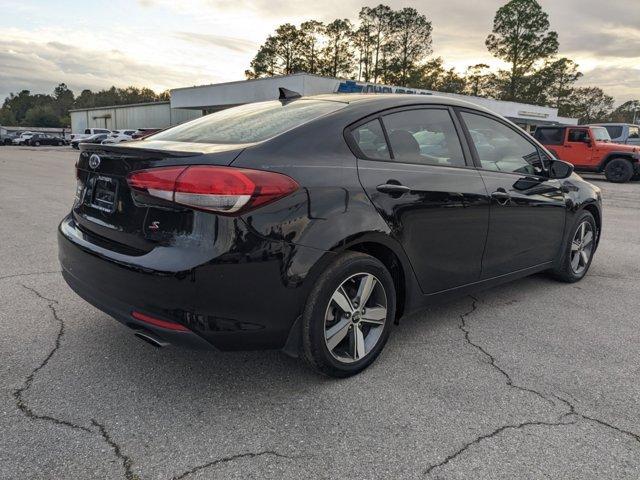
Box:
[352,107,489,294]
[562,128,593,167]
[458,110,567,278]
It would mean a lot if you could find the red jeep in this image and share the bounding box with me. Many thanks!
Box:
[534,125,640,183]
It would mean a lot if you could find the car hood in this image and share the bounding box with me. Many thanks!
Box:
[597,141,638,152]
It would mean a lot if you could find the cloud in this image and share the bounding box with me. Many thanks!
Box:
[172,32,257,53]
[0,38,216,100]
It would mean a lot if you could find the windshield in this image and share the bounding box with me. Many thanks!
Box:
[591,127,611,142]
[152,99,346,144]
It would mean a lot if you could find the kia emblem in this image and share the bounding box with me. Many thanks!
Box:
[89,154,101,169]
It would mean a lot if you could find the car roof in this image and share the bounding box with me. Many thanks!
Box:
[306,93,498,115]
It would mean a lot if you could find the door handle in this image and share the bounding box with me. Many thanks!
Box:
[491,190,511,205]
[376,183,411,195]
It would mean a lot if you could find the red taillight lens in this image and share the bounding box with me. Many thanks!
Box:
[131,311,190,331]
[126,165,298,214]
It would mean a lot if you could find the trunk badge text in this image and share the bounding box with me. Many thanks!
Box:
[89,154,101,169]
[148,221,160,230]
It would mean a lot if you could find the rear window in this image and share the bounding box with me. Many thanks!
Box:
[533,128,563,145]
[603,125,623,139]
[153,100,345,144]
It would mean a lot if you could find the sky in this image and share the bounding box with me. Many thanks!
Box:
[1,0,639,105]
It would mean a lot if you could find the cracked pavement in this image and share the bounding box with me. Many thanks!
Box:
[1,146,639,479]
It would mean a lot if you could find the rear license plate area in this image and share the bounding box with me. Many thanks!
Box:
[90,175,118,213]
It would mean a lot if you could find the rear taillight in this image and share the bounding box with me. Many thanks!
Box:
[126,165,299,214]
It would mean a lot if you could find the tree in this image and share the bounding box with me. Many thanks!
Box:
[386,8,433,86]
[245,24,306,78]
[485,0,559,101]
[561,87,614,123]
[24,105,61,127]
[465,64,491,97]
[610,100,640,123]
[359,4,393,83]
[299,20,324,74]
[320,19,354,78]
[353,21,374,81]
[53,83,75,118]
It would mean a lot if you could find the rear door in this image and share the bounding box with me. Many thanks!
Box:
[457,109,566,278]
[352,106,489,294]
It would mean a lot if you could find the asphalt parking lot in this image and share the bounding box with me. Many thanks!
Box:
[1,145,639,479]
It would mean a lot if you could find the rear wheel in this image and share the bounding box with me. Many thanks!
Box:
[34,141,40,146]
[302,252,396,377]
[604,158,633,183]
[550,211,597,282]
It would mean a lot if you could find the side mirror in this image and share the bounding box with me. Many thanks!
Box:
[548,159,574,179]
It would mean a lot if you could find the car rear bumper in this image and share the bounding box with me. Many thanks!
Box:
[58,214,323,351]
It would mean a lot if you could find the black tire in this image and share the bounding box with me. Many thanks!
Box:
[604,158,633,183]
[550,211,597,283]
[34,141,40,146]
[57,141,63,146]
[301,251,396,378]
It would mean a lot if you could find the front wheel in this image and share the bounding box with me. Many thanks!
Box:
[301,252,396,378]
[604,158,633,183]
[34,141,40,146]
[550,211,597,283]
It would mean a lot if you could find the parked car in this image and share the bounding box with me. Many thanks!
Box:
[12,132,34,145]
[591,123,640,146]
[101,130,137,144]
[1,132,20,145]
[131,128,162,140]
[59,93,602,377]
[70,133,109,149]
[70,128,111,142]
[534,125,640,182]
[28,133,67,146]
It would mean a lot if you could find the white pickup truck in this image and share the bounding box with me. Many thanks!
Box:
[69,128,111,141]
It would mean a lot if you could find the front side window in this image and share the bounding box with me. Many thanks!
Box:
[381,109,465,167]
[153,100,345,144]
[461,112,544,175]
[568,129,590,143]
[352,119,390,160]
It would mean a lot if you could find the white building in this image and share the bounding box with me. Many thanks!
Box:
[69,101,201,134]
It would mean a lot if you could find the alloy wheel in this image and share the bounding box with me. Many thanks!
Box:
[570,221,594,274]
[324,272,388,364]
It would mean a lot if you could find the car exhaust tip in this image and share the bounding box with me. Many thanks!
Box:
[134,331,170,348]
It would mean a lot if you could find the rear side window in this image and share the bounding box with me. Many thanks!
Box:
[381,109,465,167]
[84,129,91,134]
[352,119,390,160]
[153,100,345,144]
[534,128,563,145]
[629,126,639,139]
[603,126,623,139]
[461,112,544,175]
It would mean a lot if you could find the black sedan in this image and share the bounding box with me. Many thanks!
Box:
[28,133,67,146]
[70,133,109,149]
[58,92,602,377]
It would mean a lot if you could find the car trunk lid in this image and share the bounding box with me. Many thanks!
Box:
[73,141,247,253]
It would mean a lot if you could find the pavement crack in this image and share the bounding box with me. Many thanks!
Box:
[0,270,61,281]
[424,417,576,475]
[458,295,552,405]
[171,451,294,480]
[91,420,140,480]
[13,284,91,433]
[553,394,640,445]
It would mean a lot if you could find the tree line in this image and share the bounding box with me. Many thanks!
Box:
[0,84,169,128]
[246,0,638,124]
